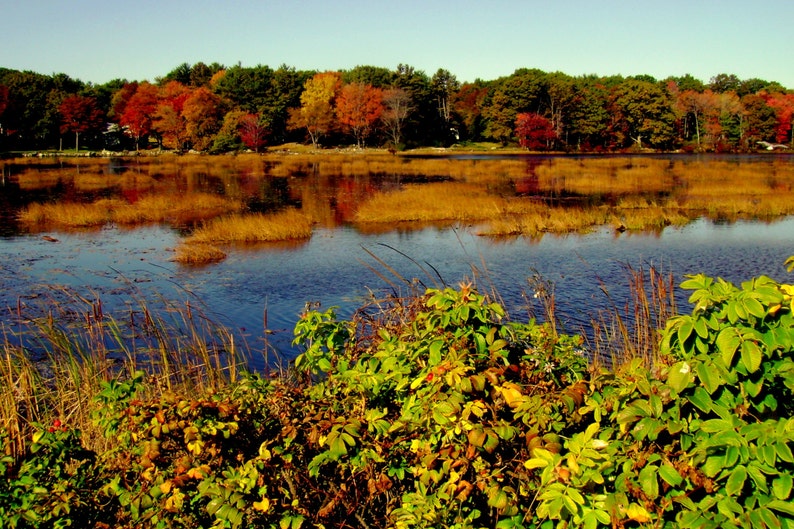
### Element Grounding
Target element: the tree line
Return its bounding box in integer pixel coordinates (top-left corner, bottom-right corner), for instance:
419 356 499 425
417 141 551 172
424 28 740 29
0 62 792 153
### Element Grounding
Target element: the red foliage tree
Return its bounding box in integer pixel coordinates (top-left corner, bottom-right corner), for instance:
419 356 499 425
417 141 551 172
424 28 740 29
58 94 104 151
119 82 159 150
238 113 268 152
515 112 556 150
335 83 384 147
761 91 794 146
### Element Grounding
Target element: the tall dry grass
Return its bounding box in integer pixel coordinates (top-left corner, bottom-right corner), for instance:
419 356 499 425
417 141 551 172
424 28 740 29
1 289 251 457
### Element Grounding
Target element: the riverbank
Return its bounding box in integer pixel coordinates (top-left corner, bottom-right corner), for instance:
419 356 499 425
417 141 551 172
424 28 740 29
2 261 793 528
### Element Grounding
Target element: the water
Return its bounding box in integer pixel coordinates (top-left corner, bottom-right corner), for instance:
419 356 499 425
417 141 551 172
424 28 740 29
3 216 793 368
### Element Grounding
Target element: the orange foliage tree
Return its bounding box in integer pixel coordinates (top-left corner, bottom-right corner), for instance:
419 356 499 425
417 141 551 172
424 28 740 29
153 81 191 150
182 87 224 151
335 82 384 147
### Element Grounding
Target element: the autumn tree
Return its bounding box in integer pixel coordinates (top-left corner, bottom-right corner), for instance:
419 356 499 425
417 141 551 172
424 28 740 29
119 82 159 150
182 87 224 150
239 113 268 152
58 94 104 151
515 112 556 150
381 87 411 147
288 72 341 148
453 82 488 141
152 81 191 150
760 91 794 146
335 82 384 147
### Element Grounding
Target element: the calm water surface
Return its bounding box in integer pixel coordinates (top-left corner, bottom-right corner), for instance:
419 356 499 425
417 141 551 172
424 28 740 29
2 216 793 367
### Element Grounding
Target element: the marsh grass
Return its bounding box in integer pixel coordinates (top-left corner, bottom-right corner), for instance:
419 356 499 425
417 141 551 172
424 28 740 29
587 264 678 368
1 288 251 457
186 209 313 243
353 182 506 224
19 193 243 230
174 209 314 263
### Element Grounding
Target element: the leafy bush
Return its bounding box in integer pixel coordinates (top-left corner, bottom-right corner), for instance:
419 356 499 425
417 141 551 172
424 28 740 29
1 262 792 528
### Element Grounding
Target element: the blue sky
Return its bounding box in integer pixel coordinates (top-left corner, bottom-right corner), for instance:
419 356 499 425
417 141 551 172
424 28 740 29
2 0 793 88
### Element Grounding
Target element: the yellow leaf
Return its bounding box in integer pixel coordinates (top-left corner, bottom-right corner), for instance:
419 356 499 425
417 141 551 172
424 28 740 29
499 383 524 408
625 503 652 523
253 497 271 512
159 480 172 494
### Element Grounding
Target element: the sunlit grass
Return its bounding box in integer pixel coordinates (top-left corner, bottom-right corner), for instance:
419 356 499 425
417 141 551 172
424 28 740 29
186 209 314 244
18 199 121 227
112 192 243 225
173 242 228 264
1 289 251 457
354 182 506 224
19 193 243 229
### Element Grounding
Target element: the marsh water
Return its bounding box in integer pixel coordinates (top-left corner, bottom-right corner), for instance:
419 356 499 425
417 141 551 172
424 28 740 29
2 153 794 367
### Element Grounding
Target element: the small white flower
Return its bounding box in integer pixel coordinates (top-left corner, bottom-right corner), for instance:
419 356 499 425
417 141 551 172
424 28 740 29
679 362 690 374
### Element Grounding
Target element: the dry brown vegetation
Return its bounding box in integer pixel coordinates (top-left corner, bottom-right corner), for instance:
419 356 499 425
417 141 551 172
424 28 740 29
8 152 794 245
173 209 314 263
19 193 243 229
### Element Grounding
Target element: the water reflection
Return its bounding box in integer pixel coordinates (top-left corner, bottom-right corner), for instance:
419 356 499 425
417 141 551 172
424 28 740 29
2 153 794 369
2 217 793 369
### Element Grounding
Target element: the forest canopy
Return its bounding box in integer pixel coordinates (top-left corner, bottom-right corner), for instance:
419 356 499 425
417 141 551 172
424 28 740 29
0 62 791 153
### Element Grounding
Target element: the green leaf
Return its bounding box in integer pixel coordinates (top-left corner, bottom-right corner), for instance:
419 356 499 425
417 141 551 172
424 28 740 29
688 386 713 413
696 361 722 394
740 340 763 374
775 441 794 463
428 340 443 365
659 463 683 487
743 297 766 319
768 499 794 516
639 465 659 499
667 361 693 393
716 327 741 367
772 474 792 500
700 418 733 433
676 319 695 349
725 465 747 496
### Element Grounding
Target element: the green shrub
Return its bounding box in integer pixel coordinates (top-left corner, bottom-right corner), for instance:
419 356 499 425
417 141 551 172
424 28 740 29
2 261 792 528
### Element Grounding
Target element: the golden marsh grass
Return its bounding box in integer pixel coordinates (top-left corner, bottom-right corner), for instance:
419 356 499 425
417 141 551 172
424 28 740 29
186 209 313 243
7 153 794 239
19 193 243 229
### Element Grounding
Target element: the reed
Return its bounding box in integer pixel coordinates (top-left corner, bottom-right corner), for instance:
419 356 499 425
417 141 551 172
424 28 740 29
587 264 678 368
1 288 251 457
19 193 243 230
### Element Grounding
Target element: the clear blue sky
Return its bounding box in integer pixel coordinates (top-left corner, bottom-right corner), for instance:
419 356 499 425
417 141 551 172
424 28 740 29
2 0 792 88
